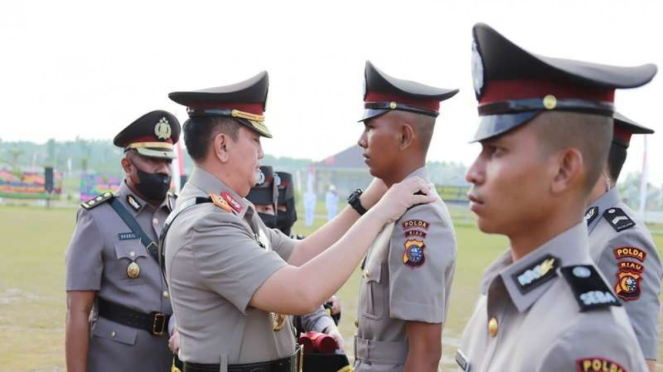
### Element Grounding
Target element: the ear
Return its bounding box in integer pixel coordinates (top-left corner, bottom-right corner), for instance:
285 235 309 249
399 122 415 150
120 156 132 175
550 148 583 194
212 132 232 163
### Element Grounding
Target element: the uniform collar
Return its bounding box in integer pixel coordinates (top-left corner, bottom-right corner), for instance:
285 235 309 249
117 181 171 215
188 166 251 219
403 166 430 182
482 222 591 313
585 187 621 233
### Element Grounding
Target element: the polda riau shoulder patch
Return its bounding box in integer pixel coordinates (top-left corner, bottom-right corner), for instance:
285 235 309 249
576 357 627 372
603 208 635 232
559 265 621 312
512 254 560 294
403 239 426 268
81 192 114 210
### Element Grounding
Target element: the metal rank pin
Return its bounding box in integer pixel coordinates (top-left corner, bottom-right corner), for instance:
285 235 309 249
126 261 141 279
488 317 498 337
271 312 286 331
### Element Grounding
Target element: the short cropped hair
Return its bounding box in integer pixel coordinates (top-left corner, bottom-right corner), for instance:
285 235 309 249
532 112 613 195
183 117 240 161
607 142 628 181
394 111 436 154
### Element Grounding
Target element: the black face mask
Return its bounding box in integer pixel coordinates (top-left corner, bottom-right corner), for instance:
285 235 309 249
258 212 278 229
133 165 171 201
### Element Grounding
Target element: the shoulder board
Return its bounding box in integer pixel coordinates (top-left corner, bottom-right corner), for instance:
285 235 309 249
603 207 635 232
81 192 115 210
559 265 621 312
209 193 235 214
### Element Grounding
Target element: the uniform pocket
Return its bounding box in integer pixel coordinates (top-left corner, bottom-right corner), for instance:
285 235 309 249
91 316 137 346
114 240 148 261
362 263 385 320
114 241 149 284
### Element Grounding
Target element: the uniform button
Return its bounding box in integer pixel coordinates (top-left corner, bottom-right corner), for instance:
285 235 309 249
488 318 498 337
129 251 136 258
111 331 116 338
363 269 369 278
163 291 169 298
153 218 159 226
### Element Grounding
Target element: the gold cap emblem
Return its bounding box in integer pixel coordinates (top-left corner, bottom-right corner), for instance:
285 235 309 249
543 95 557 110
389 102 398 109
154 117 172 140
127 261 141 279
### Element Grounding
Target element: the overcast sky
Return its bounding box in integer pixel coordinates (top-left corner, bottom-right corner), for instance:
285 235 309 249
1 0 661 183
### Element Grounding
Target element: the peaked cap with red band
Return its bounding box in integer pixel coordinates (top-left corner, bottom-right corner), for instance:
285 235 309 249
168 71 272 138
359 61 458 122
471 23 657 142
613 112 654 148
113 110 181 159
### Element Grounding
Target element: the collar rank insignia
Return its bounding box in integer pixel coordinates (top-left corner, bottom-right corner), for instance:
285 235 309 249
210 193 233 213
221 191 243 214
126 195 141 212
576 358 626 372
512 254 560 294
403 239 426 268
584 206 599 226
603 207 635 232
560 265 621 312
81 192 114 210
154 117 172 140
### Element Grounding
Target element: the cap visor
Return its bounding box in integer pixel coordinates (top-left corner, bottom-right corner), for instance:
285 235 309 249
358 109 389 122
471 112 540 143
135 148 177 159
236 118 272 138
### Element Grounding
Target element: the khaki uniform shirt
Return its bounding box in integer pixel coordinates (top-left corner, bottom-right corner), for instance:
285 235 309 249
355 167 457 372
65 181 174 372
457 223 648 372
164 167 296 366
586 187 662 360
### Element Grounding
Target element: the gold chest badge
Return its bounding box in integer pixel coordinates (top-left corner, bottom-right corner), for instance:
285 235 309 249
271 312 287 331
127 261 141 279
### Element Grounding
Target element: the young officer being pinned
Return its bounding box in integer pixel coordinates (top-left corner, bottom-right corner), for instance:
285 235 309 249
585 113 661 372
162 71 436 372
353 60 459 372
65 110 181 372
456 23 657 372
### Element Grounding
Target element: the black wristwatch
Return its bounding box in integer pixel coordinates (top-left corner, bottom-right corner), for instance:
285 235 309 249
348 188 368 216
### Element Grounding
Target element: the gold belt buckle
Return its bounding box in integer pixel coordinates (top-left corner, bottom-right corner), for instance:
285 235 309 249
151 312 166 336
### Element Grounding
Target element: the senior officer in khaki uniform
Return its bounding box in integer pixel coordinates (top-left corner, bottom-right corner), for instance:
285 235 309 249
65 110 180 372
456 24 656 372
163 72 436 372
585 114 661 372
354 61 458 372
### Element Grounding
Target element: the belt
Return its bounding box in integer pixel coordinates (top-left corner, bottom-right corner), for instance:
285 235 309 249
183 346 303 372
354 336 408 365
97 297 170 337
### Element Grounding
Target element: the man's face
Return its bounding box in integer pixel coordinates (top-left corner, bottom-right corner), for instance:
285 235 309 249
228 126 264 196
465 122 554 237
357 113 401 180
127 152 172 181
255 204 275 215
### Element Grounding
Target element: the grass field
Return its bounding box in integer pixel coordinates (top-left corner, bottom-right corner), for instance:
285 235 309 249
1 204 662 371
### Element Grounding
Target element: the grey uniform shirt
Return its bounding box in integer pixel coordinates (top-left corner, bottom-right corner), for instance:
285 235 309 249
355 167 457 372
164 167 297 366
65 181 174 372
457 223 648 372
586 187 662 360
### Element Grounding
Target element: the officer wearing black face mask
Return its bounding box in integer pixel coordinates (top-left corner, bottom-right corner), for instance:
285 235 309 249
65 110 181 372
247 165 280 229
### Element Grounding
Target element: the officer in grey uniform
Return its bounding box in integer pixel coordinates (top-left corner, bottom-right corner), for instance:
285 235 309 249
456 24 656 372
354 61 458 372
585 114 661 371
65 110 181 372
163 72 435 372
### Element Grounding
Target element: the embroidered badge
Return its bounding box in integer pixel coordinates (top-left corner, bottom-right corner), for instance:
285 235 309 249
603 208 635 232
613 247 647 262
221 191 243 213
560 265 620 312
584 206 599 226
118 232 137 240
126 195 141 212
512 255 559 294
210 193 233 213
154 117 172 140
402 220 429 230
576 357 626 372
615 263 643 301
403 239 426 268
404 230 427 239
81 192 114 210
